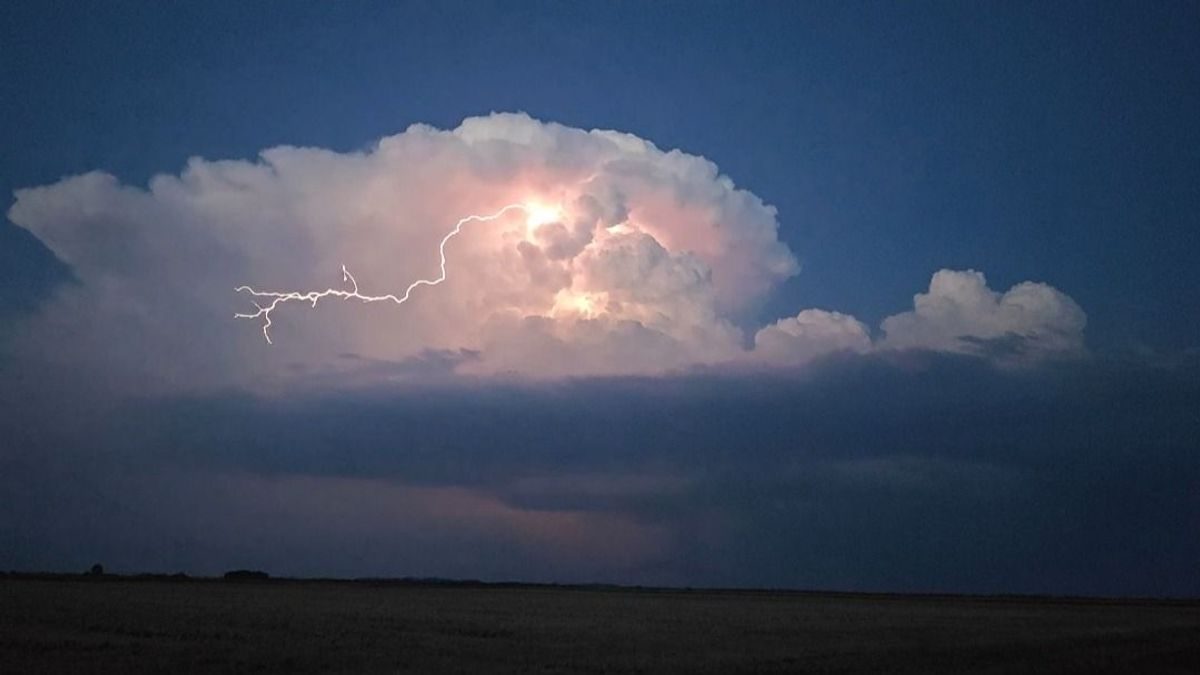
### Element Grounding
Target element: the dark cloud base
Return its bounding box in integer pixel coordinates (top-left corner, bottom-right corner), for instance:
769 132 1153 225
2 351 1197 597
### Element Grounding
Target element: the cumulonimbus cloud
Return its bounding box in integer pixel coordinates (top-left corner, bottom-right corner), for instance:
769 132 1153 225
6 113 1085 390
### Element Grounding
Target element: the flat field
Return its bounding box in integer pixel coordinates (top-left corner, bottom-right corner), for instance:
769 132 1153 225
2 578 1197 673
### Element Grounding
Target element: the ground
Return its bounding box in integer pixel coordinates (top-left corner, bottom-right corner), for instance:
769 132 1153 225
2 578 1197 673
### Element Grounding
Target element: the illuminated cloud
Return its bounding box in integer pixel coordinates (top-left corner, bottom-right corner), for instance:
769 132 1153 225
5 114 1086 389
8 114 797 386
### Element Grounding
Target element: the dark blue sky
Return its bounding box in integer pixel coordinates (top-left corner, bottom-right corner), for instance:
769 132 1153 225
2 2 1198 595
4 0 1197 348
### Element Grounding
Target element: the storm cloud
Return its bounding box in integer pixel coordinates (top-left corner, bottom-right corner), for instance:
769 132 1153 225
1 351 1195 594
7 113 1180 597
6 114 1085 389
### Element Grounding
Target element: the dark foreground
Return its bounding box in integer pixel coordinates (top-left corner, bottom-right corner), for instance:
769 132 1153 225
2 578 1197 673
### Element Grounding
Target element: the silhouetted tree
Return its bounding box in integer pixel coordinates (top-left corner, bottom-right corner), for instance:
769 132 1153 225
223 569 270 581
87 563 104 576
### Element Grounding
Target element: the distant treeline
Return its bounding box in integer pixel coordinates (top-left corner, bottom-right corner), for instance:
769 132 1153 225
223 569 270 581
1 570 1196 605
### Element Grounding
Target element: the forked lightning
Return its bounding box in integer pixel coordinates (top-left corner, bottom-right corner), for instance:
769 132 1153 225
235 202 542 344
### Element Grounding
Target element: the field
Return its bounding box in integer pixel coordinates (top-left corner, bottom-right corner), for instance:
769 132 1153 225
2 578 1197 673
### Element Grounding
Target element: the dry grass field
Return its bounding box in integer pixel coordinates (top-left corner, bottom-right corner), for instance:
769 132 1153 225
2 578 1197 673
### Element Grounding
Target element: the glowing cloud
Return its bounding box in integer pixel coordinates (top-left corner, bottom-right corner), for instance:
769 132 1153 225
5 113 1086 392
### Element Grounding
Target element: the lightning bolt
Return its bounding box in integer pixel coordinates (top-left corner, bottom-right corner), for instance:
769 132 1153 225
234 203 531 344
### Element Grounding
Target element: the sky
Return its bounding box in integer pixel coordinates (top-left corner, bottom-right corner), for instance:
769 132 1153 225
1 1 1197 596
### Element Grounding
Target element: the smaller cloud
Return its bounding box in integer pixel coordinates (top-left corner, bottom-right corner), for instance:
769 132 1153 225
878 269 1086 362
752 309 871 366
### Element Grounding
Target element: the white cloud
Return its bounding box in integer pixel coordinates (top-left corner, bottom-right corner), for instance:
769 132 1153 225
879 269 1086 361
752 309 871 366
5 114 1087 391
7 113 797 386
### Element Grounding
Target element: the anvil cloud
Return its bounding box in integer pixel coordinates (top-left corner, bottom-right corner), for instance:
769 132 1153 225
7 113 1085 390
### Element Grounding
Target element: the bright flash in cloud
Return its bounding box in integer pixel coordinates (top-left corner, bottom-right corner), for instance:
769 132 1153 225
523 202 563 230
550 289 608 319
